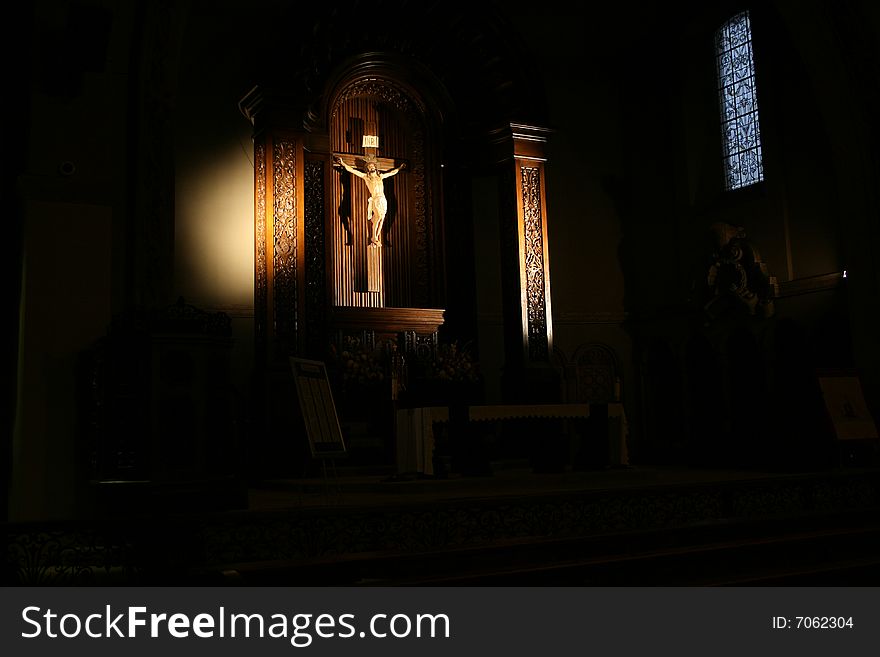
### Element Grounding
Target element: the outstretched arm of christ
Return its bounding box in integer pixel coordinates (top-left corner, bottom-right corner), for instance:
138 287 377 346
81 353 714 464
334 156 365 178
380 162 407 179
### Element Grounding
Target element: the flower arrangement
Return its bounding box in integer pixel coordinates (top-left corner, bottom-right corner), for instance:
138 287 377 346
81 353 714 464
329 336 387 388
423 341 479 383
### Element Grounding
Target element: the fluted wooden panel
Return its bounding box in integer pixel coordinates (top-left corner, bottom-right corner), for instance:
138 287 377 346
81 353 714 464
330 96 414 308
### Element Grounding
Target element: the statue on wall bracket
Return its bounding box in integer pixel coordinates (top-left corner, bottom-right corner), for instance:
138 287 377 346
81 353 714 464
333 155 407 247
700 221 777 324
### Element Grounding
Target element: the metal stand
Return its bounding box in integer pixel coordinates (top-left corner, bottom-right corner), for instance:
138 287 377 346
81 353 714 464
319 457 343 503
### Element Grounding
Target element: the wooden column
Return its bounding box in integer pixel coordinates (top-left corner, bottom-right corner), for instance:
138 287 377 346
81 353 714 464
494 123 557 400
242 85 339 475
243 86 335 367
253 129 306 362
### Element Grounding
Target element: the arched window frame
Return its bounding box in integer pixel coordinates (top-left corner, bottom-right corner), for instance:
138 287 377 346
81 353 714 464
716 10 764 190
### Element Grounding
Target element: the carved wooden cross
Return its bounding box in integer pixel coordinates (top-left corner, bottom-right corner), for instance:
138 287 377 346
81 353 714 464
362 122 382 293
333 122 389 296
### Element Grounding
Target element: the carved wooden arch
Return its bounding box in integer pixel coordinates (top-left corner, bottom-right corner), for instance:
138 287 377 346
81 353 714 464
294 0 546 134
316 59 448 310
305 53 453 136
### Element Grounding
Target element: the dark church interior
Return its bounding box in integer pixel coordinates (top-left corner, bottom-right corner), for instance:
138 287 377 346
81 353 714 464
4 0 880 585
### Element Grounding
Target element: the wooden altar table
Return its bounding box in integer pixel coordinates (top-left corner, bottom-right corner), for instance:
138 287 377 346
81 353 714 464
396 403 629 475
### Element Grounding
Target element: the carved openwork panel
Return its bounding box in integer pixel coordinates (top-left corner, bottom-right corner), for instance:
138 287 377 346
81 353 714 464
403 330 438 361
331 78 424 118
521 166 549 361
331 329 376 353
255 141 268 348
411 127 430 307
304 159 326 357
273 139 298 349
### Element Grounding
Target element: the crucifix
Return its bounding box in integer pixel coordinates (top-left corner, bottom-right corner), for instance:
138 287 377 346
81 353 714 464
333 143 406 246
333 123 406 294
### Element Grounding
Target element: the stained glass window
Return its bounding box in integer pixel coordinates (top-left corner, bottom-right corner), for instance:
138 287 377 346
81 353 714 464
716 11 764 190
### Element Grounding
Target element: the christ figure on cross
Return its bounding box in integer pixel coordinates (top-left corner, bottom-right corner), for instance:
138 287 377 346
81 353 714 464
334 155 406 247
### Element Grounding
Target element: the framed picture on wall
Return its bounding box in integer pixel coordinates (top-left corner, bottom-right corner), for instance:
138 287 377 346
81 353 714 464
817 370 879 441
